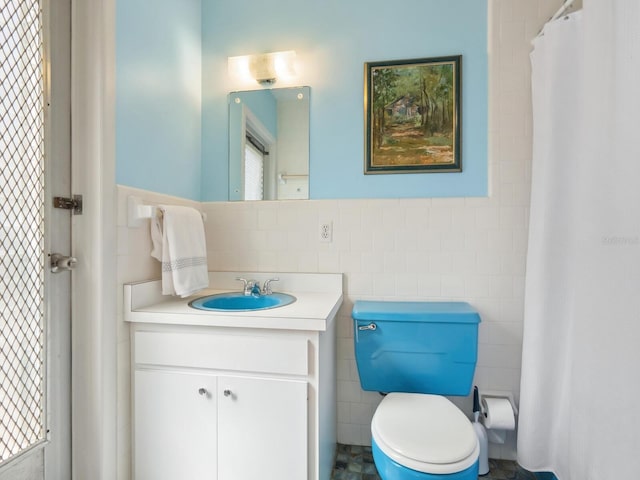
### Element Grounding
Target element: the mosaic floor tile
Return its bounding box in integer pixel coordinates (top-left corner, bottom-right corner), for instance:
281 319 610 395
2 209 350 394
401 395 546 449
331 444 538 480
331 444 381 480
485 458 537 480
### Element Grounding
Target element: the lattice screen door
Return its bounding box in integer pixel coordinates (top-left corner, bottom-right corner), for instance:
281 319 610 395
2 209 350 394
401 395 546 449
1 0 70 476
0 0 47 470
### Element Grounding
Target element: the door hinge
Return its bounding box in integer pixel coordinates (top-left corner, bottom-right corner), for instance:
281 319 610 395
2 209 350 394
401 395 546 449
53 194 83 215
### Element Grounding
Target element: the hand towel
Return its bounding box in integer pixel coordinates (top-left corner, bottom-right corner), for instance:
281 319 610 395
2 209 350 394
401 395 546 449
150 205 208 297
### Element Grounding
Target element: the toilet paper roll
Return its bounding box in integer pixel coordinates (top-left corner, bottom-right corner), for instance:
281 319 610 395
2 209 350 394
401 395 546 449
481 397 515 430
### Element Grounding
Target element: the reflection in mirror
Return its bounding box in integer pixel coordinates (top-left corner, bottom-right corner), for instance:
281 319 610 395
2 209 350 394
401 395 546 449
229 86 310 201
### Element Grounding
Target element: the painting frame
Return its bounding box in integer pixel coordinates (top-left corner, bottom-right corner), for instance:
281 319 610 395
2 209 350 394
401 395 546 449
364 55 462 174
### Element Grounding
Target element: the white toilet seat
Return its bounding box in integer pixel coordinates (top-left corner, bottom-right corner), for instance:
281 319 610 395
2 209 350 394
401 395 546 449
371 393 480 475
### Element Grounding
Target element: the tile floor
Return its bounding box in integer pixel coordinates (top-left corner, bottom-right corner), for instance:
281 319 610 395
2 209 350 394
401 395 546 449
331 444 537 480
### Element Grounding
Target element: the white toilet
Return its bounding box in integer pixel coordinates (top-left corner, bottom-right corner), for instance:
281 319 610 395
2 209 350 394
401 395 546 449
353 301 481 480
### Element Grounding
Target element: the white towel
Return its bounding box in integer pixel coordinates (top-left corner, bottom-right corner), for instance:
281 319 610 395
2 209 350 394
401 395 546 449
150 205 208 297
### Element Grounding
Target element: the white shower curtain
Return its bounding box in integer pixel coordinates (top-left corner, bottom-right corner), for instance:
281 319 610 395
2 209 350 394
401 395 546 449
519 2 640 479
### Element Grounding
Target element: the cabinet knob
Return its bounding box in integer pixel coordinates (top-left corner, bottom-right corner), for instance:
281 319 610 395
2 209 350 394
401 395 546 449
223 389 232 397
198 388 208 396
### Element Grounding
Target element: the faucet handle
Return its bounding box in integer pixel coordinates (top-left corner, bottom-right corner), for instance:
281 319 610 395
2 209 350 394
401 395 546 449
237 277 261 296
262 278 280 295
236 277 248 291
236 277 255 295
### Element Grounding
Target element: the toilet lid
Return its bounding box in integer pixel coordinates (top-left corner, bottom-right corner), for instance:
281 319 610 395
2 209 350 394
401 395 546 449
371 393 479 474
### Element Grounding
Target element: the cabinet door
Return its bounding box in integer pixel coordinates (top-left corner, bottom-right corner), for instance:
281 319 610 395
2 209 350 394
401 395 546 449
218 376 307 480
134 370 217 480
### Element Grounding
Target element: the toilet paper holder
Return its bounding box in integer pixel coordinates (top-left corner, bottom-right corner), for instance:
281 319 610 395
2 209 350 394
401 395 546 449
479 390 518 444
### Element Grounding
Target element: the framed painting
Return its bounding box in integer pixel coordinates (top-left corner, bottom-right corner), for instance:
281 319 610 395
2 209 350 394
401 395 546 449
364 55 461 174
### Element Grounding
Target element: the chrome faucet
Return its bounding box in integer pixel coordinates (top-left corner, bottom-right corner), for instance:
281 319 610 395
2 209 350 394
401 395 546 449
236 277 280 296
236 277 260 296
262 278 279 295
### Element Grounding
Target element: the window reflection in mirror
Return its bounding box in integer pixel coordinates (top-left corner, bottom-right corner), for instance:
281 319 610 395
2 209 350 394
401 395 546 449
228 86 310 201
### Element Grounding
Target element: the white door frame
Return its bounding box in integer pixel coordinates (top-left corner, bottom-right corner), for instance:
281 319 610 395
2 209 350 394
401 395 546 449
242 106 278 201
70 0 117 479
45 0 72 477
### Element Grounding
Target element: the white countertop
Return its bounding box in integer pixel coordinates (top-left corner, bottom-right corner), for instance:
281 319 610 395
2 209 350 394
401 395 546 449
124 272 344 331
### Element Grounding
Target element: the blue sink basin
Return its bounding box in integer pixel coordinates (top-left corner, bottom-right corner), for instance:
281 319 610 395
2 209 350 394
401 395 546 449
189 292 296 312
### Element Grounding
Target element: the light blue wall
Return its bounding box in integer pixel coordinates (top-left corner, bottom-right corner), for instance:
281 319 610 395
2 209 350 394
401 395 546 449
116 0 202 201
201 0 488 201
116 0 487 201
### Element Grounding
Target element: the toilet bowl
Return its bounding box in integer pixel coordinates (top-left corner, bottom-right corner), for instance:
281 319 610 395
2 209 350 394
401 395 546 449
370 393 479 480
352 300 482 480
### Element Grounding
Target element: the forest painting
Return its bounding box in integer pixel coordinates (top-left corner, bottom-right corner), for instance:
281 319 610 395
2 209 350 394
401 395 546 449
365 56 461 174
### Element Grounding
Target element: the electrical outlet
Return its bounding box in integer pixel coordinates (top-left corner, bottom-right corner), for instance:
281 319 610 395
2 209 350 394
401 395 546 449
319 221 333 243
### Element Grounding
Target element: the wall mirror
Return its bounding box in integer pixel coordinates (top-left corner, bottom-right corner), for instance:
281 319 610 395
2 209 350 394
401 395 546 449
228 86 310 201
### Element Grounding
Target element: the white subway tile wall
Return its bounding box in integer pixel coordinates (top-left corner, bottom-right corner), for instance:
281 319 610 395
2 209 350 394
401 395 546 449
115 187 201 480
115 1 569 477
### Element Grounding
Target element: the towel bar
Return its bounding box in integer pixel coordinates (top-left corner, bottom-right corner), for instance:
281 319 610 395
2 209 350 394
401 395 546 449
127 195 206 227
278 173 309 184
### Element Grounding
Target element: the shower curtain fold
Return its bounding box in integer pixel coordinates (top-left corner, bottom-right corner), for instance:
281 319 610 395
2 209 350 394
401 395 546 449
519 1 640 479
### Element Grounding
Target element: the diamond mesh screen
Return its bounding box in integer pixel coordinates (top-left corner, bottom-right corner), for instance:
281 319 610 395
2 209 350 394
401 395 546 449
0 0 46 465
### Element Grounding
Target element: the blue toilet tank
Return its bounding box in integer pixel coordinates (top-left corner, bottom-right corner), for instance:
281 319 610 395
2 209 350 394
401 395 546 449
353 301 481 396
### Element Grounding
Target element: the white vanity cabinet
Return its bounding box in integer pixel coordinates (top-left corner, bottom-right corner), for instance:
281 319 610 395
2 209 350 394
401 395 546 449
134 365 307 480
126 272 342 480
134 369 218 479
131 325 327 480
217 375 307 479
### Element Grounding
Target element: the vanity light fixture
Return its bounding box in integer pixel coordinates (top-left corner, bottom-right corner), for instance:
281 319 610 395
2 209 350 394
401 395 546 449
228 50 297 86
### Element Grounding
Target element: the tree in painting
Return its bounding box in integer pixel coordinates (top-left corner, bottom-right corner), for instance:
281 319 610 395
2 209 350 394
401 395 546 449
369 58 458 170
372 68 398 149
